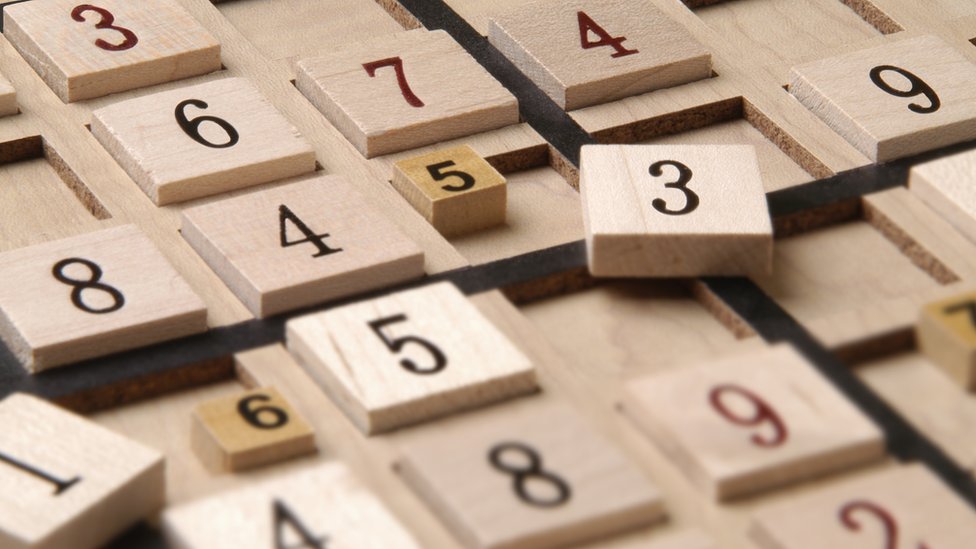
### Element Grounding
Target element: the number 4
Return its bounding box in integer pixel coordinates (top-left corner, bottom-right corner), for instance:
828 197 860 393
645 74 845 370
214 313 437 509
577 11 638 58
279 205 343 258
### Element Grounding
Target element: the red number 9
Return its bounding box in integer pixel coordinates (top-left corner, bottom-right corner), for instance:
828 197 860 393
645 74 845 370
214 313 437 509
708 384 788 447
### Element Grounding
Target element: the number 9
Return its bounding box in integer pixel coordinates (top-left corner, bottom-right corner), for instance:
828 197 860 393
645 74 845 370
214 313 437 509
708 384 788 447
869 65 941 114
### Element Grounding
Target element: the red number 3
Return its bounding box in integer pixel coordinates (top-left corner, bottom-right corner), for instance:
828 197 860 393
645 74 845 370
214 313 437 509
71 5 139 52
839 500 932 549
708 384 788 447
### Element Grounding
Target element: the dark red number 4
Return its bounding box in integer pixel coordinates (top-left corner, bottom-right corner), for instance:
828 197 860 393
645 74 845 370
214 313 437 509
71 5 139 52
363 57 425 108
839 500 931 549
708 384 788 447
577 11 638 58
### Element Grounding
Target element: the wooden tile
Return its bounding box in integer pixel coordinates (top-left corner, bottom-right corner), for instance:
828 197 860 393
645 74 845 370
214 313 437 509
296 29 518 158
790 35 976 162
488 0 711 110
0 225 208 372
397 401 666 549
0 393 164 549
92 77 316 206
191 387 316 472
181 175 425 318
0 72 17 117
750 464 976 549
579 144 773 278
286 281 537 434
910 148 976 245
621 344 885 501
917 291 976 391
164 461 420 548
392 145 507 237
3 0 221 103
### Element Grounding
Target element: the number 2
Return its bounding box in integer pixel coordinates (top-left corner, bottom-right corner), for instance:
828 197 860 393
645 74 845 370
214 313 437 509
839 500 931 549
363 57 425 108
368 314 447 375
71 5 138 52
649 160 699 216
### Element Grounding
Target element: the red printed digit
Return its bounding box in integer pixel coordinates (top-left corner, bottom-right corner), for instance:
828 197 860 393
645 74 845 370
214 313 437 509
839 500 932 549
362 57 425 108
577 11 638 58
708 384 788 447
71 4 139 52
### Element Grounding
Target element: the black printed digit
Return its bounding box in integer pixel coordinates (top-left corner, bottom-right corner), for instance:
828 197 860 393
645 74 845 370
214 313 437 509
649 160 699 216
273 499 328 549
279 205 343 258
52 258 125 314
943 300 976 327
488 442 571 508
368 314 447 375
175 99 240 149
869 65 941 114
71 4 138 52
238 395 289 430
0 451 81 495
426 161 476 192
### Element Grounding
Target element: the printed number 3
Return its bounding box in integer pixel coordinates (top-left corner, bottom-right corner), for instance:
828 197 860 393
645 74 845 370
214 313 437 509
649 160 699 216
71 5 138 52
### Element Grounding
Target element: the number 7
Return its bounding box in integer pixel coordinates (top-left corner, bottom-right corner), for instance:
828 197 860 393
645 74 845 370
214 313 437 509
362 57 425 108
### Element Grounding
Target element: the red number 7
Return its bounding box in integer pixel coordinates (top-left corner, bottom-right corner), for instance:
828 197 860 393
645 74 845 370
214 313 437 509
362 57 425 108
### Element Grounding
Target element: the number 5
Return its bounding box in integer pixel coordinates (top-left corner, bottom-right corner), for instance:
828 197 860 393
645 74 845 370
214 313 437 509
427 160 476 192
368 314 447 374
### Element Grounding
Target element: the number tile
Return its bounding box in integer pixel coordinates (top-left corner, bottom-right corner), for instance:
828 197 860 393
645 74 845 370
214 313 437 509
621 343 885 501
580 144 773 278
916 291 976 391
296 29 518 158
391 145 507 237
0 224 207 372
910 147 976 245
92 77 316 206
750 464 976 549
163 461 420 549
396 401 665 549
180 174 425 318
285 281 537 434
191 387 317 472
790 34 976 162
3 0 221 103
0 393 164 549
488 0 711 110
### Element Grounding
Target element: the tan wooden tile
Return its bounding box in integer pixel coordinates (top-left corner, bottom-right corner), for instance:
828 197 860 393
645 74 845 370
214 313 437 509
3 0 220 102
285 281 537 434
0 225 207 372
580 144 773 278
191 387 317 473
392 145 507 237
181 175 425 318
0 393 164 549
916 291 976 391
163 461 420 549
296 29 518 158
790 35 976 162
750 464 976 549
0 72 17 117
910 148 976 245
92 77 316 205
488 0 711 110
621 344 885 501
397 401 666 549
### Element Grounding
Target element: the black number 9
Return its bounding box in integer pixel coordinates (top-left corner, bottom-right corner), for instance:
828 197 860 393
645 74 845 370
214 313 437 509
175 99 240 149
869 65 941 114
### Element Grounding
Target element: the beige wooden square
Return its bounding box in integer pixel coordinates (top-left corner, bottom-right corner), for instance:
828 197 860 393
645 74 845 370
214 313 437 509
488 0 711 110
397 401 665 549
580 144 773 278
286 281 537 434
181 175 425 318
0 225 207 372
0 393 164 549
790 35 976 162
4 0 221 102
750 464 976 549
917 291 976 391
621 344 885 501
163 461 420 549
392 145 507 237
296 29 518 158
191 387 316 472
0 72 17 117
911 148 976 244
92 77 316 205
